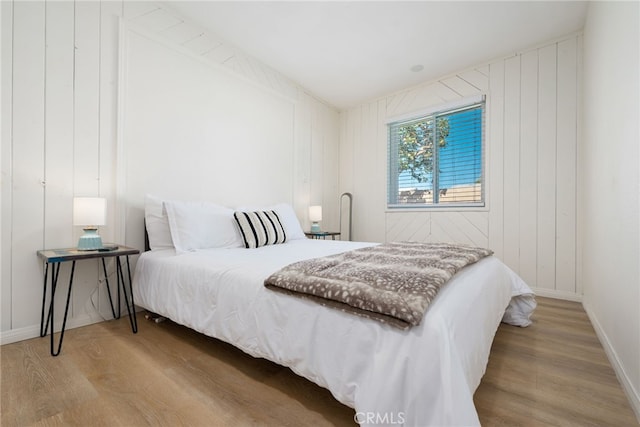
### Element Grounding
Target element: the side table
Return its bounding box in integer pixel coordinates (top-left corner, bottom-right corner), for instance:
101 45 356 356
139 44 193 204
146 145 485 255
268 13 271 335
304 231 341 240
37 244 140 356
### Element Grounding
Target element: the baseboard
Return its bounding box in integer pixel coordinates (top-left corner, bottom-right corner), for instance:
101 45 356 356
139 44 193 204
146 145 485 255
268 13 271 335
583 300 640 423
0 306 145 346
0 312 104 345
530 287 583 302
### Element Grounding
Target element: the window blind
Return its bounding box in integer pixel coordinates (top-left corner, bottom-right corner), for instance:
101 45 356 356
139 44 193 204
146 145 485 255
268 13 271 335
387 100 485 208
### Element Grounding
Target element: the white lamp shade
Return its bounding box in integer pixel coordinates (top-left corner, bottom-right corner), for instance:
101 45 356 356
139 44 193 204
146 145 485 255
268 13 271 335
309 205 322 222
73 197 106 226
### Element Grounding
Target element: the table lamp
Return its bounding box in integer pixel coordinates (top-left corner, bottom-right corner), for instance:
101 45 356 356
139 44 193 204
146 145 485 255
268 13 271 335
309 205 322 233
73 197 106 250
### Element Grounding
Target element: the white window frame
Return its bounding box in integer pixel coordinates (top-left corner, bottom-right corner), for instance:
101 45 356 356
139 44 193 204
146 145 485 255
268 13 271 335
387 95 486 209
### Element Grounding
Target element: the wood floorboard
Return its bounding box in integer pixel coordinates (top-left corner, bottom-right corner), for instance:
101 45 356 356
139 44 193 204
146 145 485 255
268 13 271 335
475 297 638 427
1 297 637 426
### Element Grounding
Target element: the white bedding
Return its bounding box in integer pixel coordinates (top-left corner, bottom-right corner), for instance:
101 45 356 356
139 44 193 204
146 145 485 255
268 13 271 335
133 239 535 426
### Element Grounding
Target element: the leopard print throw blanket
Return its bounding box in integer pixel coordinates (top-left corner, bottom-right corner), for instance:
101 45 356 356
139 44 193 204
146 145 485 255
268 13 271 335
264 242 493 329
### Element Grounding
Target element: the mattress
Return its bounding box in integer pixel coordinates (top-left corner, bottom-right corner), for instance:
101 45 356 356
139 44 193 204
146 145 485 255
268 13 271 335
132 239 535 426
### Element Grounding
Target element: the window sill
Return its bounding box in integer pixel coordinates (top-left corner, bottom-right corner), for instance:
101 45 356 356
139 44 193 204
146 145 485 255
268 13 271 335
386 204 488 213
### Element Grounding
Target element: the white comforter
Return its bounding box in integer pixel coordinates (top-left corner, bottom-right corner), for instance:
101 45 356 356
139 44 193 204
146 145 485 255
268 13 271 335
133 239 535 426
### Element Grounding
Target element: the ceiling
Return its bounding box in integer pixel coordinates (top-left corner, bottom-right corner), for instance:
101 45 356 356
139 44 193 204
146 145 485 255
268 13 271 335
167 1 589 109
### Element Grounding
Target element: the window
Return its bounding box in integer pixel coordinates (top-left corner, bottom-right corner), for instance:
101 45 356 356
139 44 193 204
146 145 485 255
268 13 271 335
387 97 485 208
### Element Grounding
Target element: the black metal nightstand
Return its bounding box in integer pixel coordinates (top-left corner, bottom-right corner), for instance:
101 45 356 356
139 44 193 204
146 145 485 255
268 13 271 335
37 244 140 356
304 231 341 240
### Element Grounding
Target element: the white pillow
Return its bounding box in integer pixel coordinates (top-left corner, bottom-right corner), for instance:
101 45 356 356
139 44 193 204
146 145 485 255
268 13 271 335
236 203 306 240
164 200 243 253
144 194 174 250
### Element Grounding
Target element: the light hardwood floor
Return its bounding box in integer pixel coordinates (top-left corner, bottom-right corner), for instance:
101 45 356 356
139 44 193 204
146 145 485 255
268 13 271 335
1 297 638 426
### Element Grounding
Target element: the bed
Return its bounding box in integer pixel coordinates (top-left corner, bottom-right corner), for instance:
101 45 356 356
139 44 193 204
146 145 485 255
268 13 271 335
133 197 535 426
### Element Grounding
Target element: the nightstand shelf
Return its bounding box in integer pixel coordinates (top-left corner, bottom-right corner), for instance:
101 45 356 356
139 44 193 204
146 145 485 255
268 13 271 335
37 244 140 356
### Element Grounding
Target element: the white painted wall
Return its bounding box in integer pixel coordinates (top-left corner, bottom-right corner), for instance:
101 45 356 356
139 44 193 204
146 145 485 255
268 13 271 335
118 24 296 250
581 1 640 418
0 1 339 343
339 35 581 300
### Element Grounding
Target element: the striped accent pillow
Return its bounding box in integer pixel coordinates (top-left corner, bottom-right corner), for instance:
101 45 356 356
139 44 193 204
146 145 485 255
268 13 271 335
233 210 287 249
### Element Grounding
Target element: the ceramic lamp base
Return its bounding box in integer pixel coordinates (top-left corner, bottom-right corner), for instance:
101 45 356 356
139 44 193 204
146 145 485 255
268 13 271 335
77 227 103 251
310 222 321 233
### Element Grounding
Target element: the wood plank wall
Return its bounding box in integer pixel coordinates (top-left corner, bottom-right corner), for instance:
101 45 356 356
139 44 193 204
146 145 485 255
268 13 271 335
1 1 340 342
339 34 581 299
